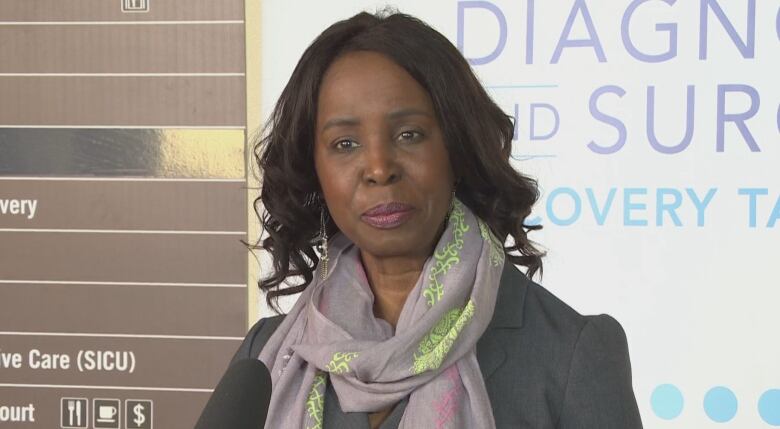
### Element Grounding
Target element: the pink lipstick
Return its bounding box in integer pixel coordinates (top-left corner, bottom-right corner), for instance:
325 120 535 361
361 202 415 229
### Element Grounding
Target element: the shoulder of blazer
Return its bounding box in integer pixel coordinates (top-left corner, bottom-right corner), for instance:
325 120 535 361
487 262 587 331
477 263 589 383
480 264 642 428
231 314 286 365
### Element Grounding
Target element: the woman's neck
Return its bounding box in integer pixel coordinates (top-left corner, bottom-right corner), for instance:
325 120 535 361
359 251 426 328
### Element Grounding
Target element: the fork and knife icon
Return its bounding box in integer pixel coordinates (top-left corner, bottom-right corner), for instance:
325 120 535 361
68 399 81 426
64 398 86 428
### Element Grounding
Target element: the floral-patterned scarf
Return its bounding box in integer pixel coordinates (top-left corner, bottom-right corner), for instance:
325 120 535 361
258 198 505 428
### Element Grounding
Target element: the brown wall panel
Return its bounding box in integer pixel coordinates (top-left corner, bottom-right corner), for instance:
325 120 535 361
0 0 251 426
0 232 247 284
0 283 245 336
0 335 237 388
0 25 244 73
0 0 243 21
0 180 245 230
0 76 245 126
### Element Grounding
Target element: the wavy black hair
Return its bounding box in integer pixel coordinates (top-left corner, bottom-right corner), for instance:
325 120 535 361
248 10 544 312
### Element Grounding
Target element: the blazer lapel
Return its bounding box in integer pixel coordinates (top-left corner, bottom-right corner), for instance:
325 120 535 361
324 378 369 429
477 263 528 381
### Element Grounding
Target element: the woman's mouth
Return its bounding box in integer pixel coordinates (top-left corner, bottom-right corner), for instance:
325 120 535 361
361 202 416 229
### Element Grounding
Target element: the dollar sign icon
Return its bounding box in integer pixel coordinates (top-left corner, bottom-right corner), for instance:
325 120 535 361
133 404 146 426
126 400 151 428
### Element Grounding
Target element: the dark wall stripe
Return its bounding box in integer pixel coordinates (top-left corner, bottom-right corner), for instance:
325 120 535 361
0 232 247 284
0 25 244 73
0 283 246 336
0 76 245 126
0 0 244 21
0 178 246 229
0 335 235 388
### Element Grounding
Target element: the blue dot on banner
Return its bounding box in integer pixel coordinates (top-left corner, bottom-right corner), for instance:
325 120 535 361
651 384 684 420
703 386 738 422
759 389 780 426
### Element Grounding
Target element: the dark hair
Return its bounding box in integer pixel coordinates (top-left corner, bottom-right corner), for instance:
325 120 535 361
248 10 544 312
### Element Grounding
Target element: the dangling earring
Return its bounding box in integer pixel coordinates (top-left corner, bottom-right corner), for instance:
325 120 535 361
317 205 329 280
443 188 456 226
304 192 318 207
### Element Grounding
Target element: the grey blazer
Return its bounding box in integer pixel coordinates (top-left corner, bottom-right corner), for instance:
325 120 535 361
231 264 643 428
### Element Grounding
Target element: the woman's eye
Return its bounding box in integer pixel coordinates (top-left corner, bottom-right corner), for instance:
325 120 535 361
334 139 359 151
398 130 422 141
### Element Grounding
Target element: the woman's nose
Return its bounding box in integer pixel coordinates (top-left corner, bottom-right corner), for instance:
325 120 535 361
362 139 401 186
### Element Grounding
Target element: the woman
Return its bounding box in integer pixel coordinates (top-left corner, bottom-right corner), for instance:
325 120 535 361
235 10 643 429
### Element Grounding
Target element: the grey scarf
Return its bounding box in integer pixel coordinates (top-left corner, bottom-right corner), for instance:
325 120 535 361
259 199 505 428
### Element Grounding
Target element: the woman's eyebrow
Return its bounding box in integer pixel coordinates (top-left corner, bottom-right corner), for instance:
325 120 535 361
320 108 432 132
387 107 431 120
320 116 359 133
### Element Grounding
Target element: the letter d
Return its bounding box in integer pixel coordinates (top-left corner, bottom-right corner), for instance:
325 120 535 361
458 1 507 65
530 103 560 140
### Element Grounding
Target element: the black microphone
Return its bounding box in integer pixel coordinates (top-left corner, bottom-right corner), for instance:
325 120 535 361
194 358 272 429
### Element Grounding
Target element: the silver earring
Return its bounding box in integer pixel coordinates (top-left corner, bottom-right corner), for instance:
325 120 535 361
317 206 329 280
443 189 456 226
304 192 318 207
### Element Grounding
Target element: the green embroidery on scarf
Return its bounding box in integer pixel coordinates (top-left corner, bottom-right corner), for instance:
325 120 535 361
305 372 327 429
424 199 469 307
411 299 476 374
478 219 505 267
325 351 359 375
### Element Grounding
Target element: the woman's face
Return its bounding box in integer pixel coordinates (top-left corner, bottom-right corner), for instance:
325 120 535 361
314 51 455 261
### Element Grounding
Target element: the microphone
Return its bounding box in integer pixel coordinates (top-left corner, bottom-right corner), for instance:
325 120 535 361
195 358 272 429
